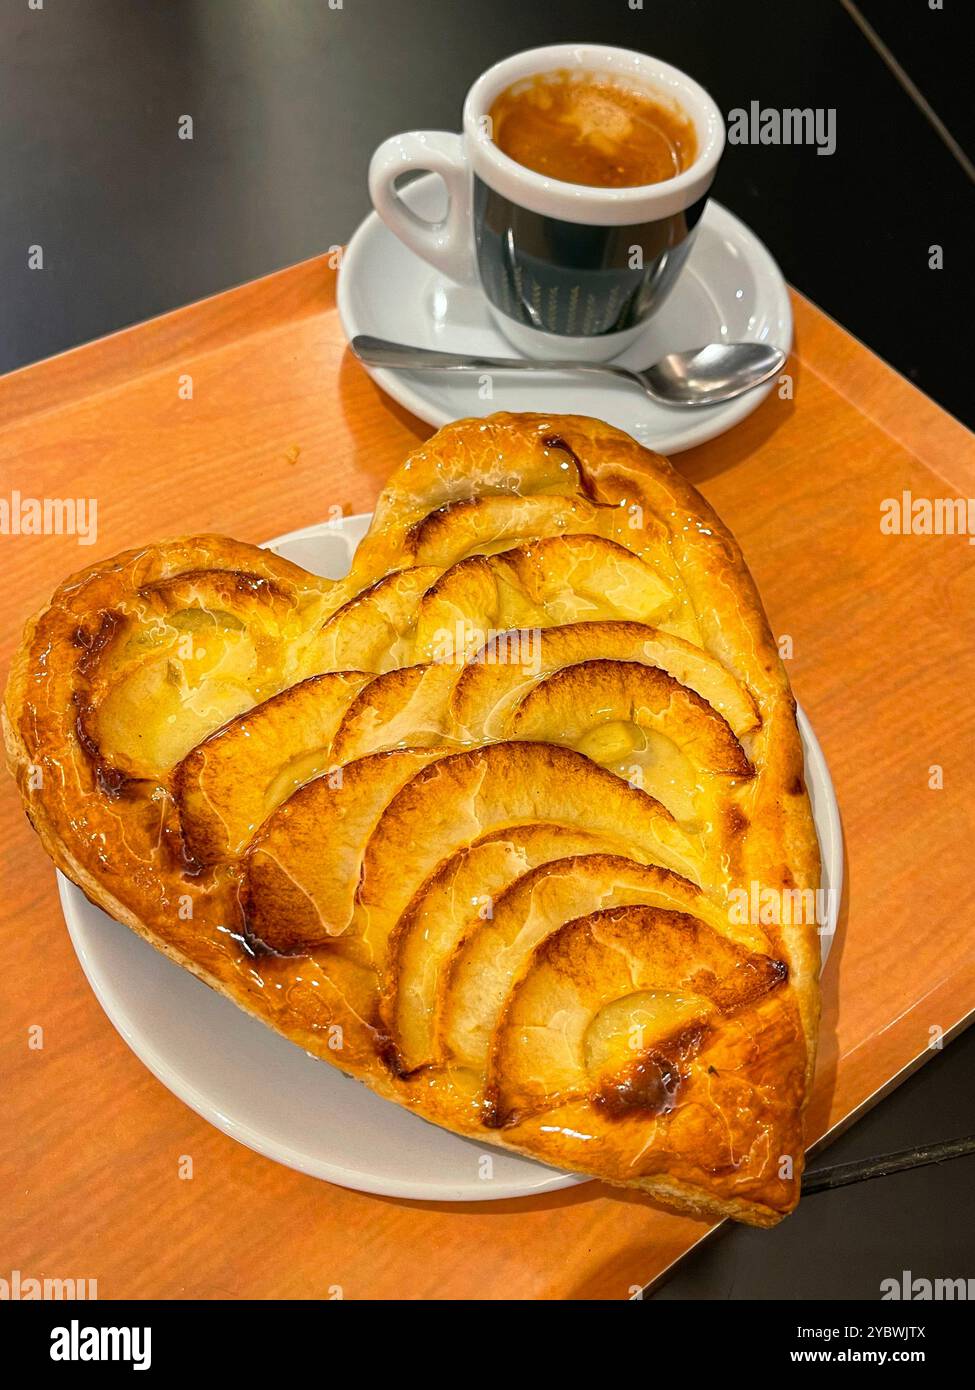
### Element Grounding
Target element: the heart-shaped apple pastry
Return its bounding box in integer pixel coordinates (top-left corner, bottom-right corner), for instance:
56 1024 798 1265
4 414 820 1227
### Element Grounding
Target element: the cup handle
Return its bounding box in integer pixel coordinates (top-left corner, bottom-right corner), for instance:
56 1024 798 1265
368 131 477 286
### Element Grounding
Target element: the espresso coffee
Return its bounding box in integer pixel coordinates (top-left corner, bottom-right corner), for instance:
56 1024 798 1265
371 44 722 353
489 70 697 188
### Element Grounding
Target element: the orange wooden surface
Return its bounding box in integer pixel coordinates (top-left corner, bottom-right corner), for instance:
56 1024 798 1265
1 257 973 1300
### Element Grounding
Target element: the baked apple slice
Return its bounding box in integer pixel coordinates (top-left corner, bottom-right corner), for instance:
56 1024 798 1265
383 825 655 1076
78 570 312 782
404 493 669 568
448 620 759 741
411 535 683 663
439 854 766 1078
487 903 787 1126
242 746 448 954
299 565 441 675
331 663 460 762
174 669 373 864
352 741 704 967
508 658 752 824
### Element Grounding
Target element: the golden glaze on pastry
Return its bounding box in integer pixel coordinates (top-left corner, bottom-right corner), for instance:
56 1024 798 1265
4 414 820 1226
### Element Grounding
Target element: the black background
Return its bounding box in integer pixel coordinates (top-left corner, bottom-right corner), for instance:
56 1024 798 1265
1 0 973 1301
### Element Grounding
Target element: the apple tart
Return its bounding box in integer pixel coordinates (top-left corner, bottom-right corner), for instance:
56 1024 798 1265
4 413 820 1226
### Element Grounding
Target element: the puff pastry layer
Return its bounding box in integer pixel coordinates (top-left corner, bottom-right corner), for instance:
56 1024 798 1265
4 413 820 1226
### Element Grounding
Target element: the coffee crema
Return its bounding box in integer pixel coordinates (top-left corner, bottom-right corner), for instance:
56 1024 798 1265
488 70 697 189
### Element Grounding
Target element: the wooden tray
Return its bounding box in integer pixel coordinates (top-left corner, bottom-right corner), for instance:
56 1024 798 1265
1 256 973 1300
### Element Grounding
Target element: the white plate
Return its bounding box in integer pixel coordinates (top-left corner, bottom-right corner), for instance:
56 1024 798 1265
337 177 792 455
59 516 841 1201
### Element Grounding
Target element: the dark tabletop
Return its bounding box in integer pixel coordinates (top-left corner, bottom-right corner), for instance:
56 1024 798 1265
1 0 973 1301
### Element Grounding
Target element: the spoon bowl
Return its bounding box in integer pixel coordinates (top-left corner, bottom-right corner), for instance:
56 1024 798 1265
642 343 785 406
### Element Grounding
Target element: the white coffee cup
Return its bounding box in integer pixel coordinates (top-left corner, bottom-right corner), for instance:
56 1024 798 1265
369 43 725 361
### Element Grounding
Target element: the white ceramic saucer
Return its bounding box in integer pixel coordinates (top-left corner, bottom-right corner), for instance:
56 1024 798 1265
58 517 840 1201
337 177 792 454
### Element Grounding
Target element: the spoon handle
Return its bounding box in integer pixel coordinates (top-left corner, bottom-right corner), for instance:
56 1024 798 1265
351 335 629 380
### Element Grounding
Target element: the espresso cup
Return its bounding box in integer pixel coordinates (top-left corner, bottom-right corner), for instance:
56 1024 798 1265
368 43 725 361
